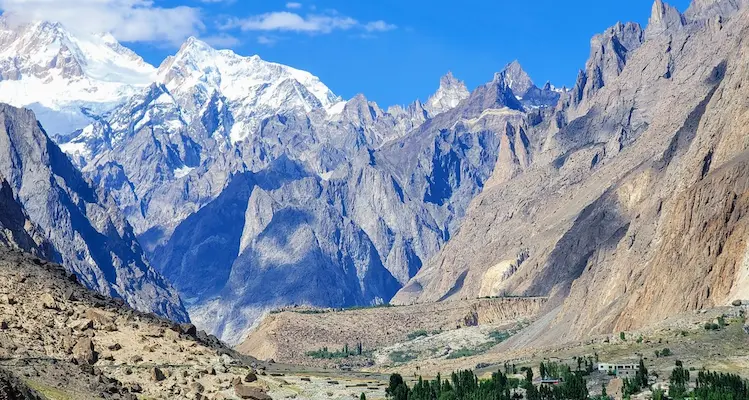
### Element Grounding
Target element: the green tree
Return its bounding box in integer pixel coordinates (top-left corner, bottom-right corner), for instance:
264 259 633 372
669 361 690 400
637 358 649 387
360 393 366 400
387 373 409 400
526 367 534 383
620 332 626 341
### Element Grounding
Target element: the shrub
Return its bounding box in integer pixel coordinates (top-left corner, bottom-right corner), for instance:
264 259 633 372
704 322 720 331
407 330 429 340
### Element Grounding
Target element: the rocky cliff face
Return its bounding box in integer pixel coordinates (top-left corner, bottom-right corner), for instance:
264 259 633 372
0 104 187 322
394 0 749 346
0 174 50 257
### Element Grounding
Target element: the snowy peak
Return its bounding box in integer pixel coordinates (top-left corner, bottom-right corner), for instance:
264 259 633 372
0 16 155 83
0 16 156 135
159 36 338 109
157 36 341 143
425 71 470 116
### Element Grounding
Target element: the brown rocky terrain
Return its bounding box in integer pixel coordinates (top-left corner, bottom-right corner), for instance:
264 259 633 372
238 297 546 366
0 246 279 399
391 0 749 349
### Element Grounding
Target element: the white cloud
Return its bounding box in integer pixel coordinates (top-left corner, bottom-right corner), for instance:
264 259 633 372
0 0 203 44
285 2 302 9
227 11 357 34
364 20 397 32
224 10 395 36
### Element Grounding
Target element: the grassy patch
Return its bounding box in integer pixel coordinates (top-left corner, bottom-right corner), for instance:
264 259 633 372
488 330 511 342
389 351 418 363
306 345 372 359
25 380 74 400
447 329 515 360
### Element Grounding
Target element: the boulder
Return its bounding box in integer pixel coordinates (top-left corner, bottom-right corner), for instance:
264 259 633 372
62 288 76 301
214 364 228 374
0 320 7 330
180 323 197 336
190 381 205 394
84 308 114 328
151 367 166 382
71 318 94 331
128 383 143 393
72 337 98 365
40 293 58 310
732 299 744 307
108 343 122 351
244 371 258 383
234 384 272 400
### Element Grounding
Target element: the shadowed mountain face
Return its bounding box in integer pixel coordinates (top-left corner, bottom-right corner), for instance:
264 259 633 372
393 0 749 347
151 79 531 343
0 104 187 322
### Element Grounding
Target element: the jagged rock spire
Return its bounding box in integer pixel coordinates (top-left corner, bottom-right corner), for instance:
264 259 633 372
647 0 686 38
425 71 470 116
501 60 535 98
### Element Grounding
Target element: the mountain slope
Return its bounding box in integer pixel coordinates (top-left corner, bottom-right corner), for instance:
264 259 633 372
0 103 187 322
393 0 749 347
0 246 272 399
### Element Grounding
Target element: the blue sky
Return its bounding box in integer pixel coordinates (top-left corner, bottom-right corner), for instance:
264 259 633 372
6 0 691 107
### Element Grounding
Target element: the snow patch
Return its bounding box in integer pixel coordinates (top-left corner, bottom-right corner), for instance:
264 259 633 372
173 166 194 179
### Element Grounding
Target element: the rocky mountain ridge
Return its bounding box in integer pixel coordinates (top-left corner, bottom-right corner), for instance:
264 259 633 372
393 0 749 349
0 103 188 322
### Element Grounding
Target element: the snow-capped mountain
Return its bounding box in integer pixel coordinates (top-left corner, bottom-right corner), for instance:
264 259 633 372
158 37 341 144
0 16 156 135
